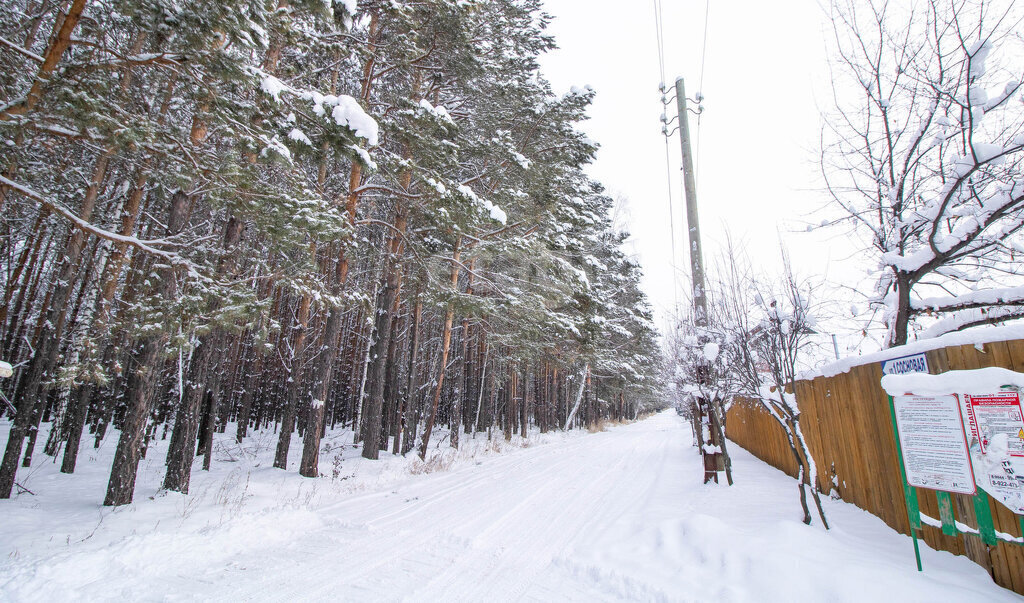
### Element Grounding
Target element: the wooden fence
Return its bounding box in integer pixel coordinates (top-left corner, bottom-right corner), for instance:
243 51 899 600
725 338 1024 595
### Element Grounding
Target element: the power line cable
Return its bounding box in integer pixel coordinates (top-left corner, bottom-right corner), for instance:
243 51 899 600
653 0 665 83
653 0 680 317
694 0 711 192
697 0 711 96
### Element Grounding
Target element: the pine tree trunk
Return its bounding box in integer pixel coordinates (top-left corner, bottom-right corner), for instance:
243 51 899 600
503 367 514 441
472 340 488 435
450 260 474 449
301 253 359 475
359 247 405 460
274 293 312 469
299 304 342 477
103 339 161 506
487 366 497 439
555 369 564 428
449 326 464 449
163 333 215 493
538 365 548 433
520 366 529 438
103 189 188 506
400 296 422 455
417 238 461 460
381 297 403 452
0 208 49 342
0 0 87 120
390 301 409 455
461 323 475 436
60 385 91 473
199 375 224 471
234 340 265 443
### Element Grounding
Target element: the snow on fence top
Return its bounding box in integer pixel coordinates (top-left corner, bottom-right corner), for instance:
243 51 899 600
881 367 1024 396
804 324 1024 380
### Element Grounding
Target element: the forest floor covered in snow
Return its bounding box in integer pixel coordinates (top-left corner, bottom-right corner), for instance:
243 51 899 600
1 411 1021 601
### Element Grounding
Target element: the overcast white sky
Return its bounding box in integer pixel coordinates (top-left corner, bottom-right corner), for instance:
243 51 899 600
538 1 854 339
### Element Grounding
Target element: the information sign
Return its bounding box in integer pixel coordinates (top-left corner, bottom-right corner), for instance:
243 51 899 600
881 353 929 376
958 391 1024 514
965 392 1024 457
882 369 1024 572
892 394 975 494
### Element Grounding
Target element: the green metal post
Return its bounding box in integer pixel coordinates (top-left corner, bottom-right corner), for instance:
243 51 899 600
887 395 924 571
935 491 958 536
972 489 998 546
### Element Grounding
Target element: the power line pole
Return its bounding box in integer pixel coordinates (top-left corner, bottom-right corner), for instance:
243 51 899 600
671 76 732 486
674 77 707 327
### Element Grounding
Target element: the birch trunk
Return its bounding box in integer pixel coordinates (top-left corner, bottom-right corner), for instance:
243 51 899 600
563 364 590 431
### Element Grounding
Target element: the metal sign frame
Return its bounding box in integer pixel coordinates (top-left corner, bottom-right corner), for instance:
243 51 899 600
887 394 1024 572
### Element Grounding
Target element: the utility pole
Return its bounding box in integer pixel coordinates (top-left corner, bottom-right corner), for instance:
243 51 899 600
674 77 707 327
669 76 732 485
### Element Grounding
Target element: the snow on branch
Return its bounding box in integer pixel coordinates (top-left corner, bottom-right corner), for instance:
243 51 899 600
0 176 201 277
919 306 1024 339
912 285 1024 313
0 36 44 63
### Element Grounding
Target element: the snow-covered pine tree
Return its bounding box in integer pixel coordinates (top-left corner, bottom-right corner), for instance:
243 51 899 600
0 0 663 506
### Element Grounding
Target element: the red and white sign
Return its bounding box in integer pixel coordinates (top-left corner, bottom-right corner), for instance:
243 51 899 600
965 392 1024 457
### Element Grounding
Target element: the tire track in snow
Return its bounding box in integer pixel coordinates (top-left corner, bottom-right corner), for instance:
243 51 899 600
217 432 623 601
408 438 650 601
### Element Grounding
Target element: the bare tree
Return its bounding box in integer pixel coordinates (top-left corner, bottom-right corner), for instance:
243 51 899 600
823 0 1024 347
713 242 829 528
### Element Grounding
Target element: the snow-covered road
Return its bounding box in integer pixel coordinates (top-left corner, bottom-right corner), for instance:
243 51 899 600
221 413 681 602
2 411 1020 601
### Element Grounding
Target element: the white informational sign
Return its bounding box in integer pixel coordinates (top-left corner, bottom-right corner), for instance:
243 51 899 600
881 353 930 376
892 394 976 494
